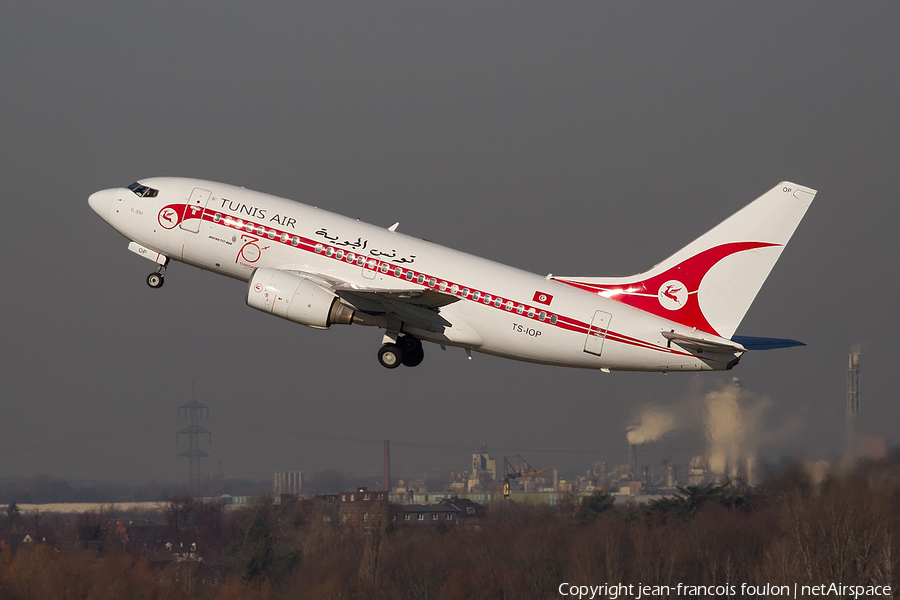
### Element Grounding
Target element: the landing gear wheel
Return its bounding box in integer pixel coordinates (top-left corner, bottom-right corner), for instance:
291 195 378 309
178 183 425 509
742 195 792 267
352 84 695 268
378 344 404 369
402 349 424 367
398 335 424 367
147 272 165 289
398 335 421 354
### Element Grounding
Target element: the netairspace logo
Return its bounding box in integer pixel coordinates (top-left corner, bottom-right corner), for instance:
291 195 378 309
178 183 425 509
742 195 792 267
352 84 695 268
557 583 892 599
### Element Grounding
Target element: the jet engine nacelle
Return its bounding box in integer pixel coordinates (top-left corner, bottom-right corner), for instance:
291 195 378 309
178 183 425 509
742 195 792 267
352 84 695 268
246 267 354 330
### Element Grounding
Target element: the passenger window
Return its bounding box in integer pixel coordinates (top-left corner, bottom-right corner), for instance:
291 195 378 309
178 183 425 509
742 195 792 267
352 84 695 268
428 277 436 287
505 301 513 310
450 284 459 294
346 253 355 262
315 244 323 253
245 223 254 232
527 308 535 318
483 294 491 304
357 256 365 266
472 291 481 301
280 233 288 243
267 229 275 239
416 274 425 284
291 237 300 246
405 271 413 281
326 247 334 257
380 263 389 273
550 314 558 324
213 213 221 223
394 267 402 277
539 311 547 321
256 225 265 235
494 298 502 308
517 305 524 314
439 281 447 291
336 250 344 259
462 288 470 298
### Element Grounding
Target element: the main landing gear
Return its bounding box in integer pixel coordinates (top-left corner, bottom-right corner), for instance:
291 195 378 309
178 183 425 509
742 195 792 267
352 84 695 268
378 335 425 369
146 264 166 289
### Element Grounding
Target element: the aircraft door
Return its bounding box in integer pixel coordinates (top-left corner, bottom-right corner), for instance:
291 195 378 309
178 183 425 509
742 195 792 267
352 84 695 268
180 188 212 233
583 310 612 356
361 257 377 280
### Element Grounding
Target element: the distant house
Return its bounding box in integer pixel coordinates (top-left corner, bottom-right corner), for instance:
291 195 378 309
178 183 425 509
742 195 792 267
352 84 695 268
329 487 399 528
158 559 219 592
401 498 486 529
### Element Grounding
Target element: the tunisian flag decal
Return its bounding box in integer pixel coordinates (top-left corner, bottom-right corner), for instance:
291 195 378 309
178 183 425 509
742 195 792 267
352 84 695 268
532 291 553 305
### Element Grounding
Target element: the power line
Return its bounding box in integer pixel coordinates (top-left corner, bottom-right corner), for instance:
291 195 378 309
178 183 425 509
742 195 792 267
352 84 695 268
177 399 210 496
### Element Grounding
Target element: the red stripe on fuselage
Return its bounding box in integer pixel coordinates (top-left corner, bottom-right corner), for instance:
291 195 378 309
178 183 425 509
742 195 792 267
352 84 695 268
555 242 779 336
178 206 701 360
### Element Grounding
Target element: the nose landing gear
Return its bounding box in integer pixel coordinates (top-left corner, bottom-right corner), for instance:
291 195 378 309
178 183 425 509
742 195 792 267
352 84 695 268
146 264 167 289
377 335 424 369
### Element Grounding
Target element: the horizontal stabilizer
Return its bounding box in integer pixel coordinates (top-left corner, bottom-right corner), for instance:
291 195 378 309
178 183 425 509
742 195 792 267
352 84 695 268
730 335 805 350
661 330 745 353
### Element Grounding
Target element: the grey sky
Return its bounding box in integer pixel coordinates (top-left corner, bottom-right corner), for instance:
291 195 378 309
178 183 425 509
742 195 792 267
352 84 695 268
1 2 897 486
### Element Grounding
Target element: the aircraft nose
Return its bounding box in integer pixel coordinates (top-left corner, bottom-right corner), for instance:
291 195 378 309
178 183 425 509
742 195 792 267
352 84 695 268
88 188 117 221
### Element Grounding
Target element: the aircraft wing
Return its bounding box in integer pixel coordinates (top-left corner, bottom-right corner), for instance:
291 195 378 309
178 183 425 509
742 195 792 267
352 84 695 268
272 267 457 308
334 287 459 309
335 287 458 332
270 266 466 334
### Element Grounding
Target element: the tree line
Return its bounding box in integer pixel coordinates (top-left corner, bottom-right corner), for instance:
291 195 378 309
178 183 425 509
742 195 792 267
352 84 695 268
1 458 898 599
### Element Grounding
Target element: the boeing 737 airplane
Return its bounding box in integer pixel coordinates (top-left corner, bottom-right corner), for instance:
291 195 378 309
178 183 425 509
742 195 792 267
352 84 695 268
89 179 815 371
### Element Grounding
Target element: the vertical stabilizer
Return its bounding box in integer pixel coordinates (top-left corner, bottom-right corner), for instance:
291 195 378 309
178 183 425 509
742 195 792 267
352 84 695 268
554 182 816 338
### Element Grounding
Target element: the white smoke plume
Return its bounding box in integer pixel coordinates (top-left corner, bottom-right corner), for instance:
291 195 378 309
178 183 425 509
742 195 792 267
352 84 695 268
804 460 831 487
625 377 803 486
627 406 677 445
703 377 777 483
705 380 748 476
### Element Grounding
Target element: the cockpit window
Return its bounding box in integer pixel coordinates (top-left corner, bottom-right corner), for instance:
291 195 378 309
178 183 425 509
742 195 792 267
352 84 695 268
127 182 159 198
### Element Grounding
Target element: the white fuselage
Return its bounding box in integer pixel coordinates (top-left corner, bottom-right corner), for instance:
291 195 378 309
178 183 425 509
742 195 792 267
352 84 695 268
89 177 743 372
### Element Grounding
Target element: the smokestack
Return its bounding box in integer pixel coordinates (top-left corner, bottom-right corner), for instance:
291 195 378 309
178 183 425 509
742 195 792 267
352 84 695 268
383 440 391 492
846 347 861 464
629 444 637 479
666 465 675 488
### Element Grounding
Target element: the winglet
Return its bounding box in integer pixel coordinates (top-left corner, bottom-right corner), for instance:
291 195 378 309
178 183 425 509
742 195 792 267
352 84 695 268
388 222 399 232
